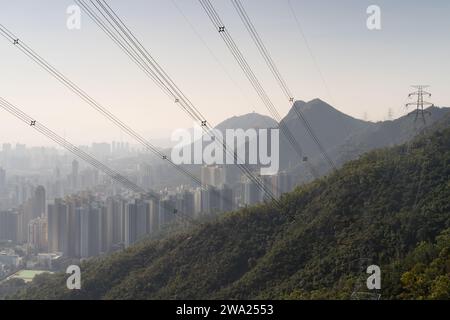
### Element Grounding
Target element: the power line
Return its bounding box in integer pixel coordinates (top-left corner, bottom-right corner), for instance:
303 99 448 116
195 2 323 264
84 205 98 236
0 24 266 214
286 0 336 107
170 0 257 111
0 96 196 225
231 0 337 172
0 3 278 205
0 23 203 187
172 0 321 190
87 0 279 203
406 85 433 124
0 102 141 193
232 0 292 99
198 0 320 179
75 0 279 203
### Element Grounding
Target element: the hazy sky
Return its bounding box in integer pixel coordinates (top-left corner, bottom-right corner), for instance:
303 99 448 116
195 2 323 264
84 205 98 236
0 0 449 147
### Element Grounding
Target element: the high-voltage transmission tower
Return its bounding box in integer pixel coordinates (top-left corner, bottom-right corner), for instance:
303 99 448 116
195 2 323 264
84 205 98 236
406 85 434 123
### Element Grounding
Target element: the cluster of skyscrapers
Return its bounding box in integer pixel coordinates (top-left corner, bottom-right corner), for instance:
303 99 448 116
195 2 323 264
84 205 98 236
0 143 294 261
0 165 293 259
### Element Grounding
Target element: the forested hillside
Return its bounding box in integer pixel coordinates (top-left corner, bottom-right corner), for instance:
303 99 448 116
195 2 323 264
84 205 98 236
11 116 450 300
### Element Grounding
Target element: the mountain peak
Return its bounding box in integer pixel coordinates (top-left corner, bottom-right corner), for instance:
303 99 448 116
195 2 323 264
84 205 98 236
287 98 342 120
308 98 327 104
215 112 277 131
302 98 333 110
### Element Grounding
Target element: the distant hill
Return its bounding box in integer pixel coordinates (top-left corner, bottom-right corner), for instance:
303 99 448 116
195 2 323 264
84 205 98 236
331 106 450 166
279 99 372 170
281 99 449 182
146 99 449 189
166 112 277 168
10 113 450 300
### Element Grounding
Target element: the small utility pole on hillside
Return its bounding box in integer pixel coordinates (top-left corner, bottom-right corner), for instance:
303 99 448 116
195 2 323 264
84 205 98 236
406 85 434 123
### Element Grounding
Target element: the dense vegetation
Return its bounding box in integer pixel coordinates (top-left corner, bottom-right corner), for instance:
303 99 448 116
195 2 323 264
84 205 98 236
10 117 450 300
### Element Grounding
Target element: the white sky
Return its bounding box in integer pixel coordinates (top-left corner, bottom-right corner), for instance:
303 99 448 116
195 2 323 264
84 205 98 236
0 0 449 147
